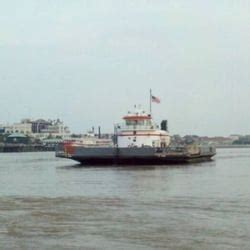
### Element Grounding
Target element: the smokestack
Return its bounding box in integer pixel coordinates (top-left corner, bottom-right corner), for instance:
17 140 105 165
161 120 168 131
98 126 101 139
92 126 95 133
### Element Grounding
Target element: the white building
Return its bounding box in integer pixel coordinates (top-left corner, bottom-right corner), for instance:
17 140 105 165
34 120 70 139
4 123 32 135
2 119 70 139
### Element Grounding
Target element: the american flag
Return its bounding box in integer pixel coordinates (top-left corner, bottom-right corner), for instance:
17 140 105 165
151 95 160 104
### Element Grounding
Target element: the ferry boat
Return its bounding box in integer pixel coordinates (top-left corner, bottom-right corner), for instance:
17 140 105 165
56 106 216 165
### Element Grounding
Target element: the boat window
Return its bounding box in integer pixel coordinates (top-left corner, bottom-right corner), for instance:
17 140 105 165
126 120 141 126
137 120 144 125
126 119 151 126
126 121 131 125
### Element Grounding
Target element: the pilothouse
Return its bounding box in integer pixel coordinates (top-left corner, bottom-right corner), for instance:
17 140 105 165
115 107 171 148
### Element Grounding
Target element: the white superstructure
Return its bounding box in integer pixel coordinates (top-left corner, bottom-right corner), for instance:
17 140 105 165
116 108 171 148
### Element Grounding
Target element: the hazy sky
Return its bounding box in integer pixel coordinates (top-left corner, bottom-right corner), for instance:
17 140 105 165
0 0 249 136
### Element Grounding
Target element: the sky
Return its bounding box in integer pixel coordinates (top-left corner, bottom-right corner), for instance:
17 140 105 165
0 0 249 136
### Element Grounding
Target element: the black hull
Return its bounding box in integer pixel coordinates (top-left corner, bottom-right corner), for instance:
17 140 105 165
56 145 216 166
70 155 215 166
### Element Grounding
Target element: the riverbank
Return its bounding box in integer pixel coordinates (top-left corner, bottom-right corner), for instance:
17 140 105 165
0 144 55 153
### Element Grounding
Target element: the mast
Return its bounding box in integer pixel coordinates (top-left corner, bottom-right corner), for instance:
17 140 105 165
149 89 152 116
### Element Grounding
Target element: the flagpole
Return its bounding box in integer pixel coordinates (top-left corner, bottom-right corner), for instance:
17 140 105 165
149 89 152 116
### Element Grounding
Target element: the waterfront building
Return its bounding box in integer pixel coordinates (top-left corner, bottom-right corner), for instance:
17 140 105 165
233 135 250 145
4 123 32 135
31 119 70 140
6 133 29 144
1 119 70 140
200 136 234 145
31 119 52 133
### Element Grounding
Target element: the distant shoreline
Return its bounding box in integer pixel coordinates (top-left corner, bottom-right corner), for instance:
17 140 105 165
0 144 55 153
216 145 250 149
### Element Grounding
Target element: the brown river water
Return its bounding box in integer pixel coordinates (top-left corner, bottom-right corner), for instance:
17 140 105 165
0 149 249 249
